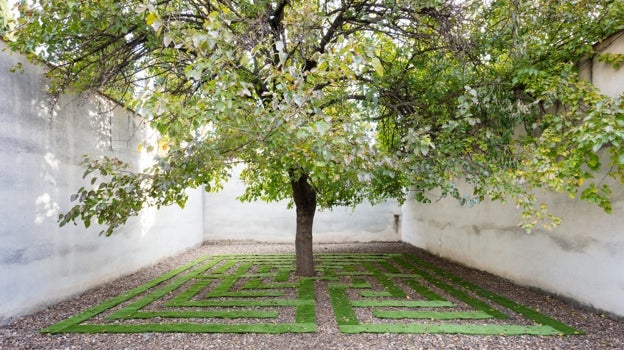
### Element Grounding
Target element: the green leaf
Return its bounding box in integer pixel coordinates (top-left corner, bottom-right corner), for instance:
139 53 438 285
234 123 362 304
145 12 158 26
314 121 329 135
371 57 384 77
587 153 601 171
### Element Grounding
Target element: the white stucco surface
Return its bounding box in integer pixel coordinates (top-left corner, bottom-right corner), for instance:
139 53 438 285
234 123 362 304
579 31 624 98
0 41 204 324
402 185 624 317
203 166 402 243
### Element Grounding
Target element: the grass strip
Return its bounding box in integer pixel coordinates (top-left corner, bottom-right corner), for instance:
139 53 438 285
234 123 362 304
274 268 292 282
377 260 402 274
373 310 493 320
403 278 445 301
217 291 285 298
328 281 371 289
296 278 316 323
173 299 312 307
215 254 294 261
256 265 273 273
336 271 374 276
400 254 584 335
243 280 298 289
316 267 339 281
57 322 316 334
211 260 238 274
206 263 254 297
359 291 393 297
342 265 358 272
317 253 402 261
329 285 359 326
239 273 280 278
40 255 215 333
386 274 421 278
242 278 262 289
339 324 562 335
361 262 406 298
161 279 213 308
351 300 454 307
126 310 279 319
118 258 222 313
393 256 508 319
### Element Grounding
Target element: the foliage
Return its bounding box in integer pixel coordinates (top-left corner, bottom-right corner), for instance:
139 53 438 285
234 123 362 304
376 0 624 230
10 0 423 235
7 0 624 235
0 0 10 34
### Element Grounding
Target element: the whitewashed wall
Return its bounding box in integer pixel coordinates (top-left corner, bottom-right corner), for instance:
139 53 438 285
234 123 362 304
403 31 624 318
402 184 624 317
203 166 402 243
579 30 624 98
0 41 204 324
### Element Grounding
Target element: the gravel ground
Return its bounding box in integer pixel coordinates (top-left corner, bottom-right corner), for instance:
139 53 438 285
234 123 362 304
1 241 623 350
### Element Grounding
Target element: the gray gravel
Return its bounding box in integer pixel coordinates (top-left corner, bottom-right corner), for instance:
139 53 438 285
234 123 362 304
1 241 623 350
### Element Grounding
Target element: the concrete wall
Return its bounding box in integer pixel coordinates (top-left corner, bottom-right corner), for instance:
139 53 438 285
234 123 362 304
579 30 624 98
403 31 624 318
402 184 624 317
203 166 402 243
0 41 204 324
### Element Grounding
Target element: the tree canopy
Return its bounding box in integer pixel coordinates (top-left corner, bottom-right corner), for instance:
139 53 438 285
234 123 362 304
7 0 624 273
374 0 624 229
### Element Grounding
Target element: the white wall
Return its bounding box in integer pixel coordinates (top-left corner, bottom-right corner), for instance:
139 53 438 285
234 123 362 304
203 166 402 243
403 31 624 318
402 184 624 317
579 30 624 98
0 41 204 324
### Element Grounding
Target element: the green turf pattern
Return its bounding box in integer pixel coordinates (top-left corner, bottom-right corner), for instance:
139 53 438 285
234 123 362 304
40 253 583 335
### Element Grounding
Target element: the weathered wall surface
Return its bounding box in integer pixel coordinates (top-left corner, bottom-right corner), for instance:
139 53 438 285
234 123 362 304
579 31 624 98
403 31 624 318
0 41 204 324
203 166 402 243
402 184 624 317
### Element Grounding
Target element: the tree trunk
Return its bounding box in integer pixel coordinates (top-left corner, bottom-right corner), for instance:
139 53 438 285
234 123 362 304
290 170 317 276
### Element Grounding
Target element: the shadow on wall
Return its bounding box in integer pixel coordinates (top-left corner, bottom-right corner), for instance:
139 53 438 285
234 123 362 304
0 40 204 324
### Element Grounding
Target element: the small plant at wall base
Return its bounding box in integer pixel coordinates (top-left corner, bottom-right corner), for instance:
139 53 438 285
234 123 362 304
8 1 624 275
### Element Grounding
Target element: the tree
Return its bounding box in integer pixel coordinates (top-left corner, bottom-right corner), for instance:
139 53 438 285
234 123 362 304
10 0 438 276
8 0 624 275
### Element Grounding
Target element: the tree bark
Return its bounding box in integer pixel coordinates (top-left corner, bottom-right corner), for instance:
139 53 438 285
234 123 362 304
290 170 317 276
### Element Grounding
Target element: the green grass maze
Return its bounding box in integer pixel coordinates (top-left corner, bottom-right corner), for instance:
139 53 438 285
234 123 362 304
41 253 583 335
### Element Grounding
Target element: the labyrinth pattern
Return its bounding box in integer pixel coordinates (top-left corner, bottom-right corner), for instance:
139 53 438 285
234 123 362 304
41 253 582 335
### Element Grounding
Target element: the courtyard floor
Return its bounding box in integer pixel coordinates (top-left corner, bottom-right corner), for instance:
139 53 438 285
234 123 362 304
1 242 623 349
